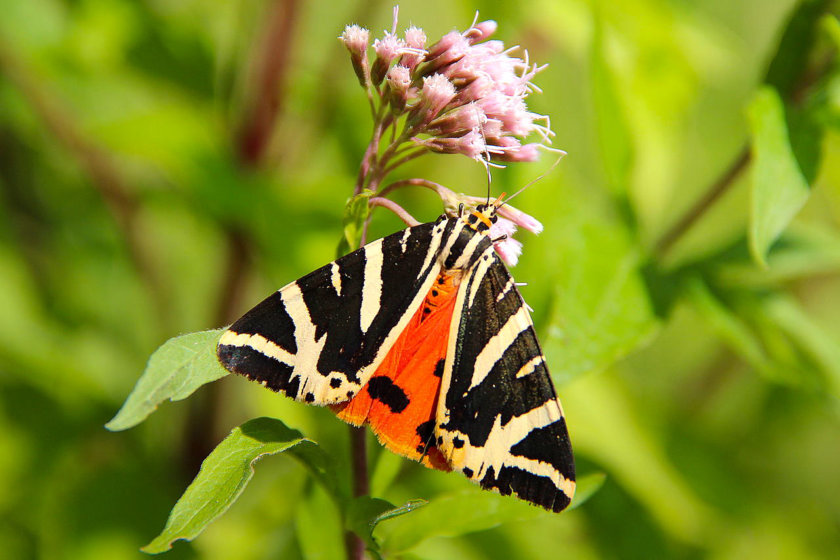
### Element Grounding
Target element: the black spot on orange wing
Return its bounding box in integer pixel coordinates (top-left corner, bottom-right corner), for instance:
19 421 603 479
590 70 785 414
366 376 409 413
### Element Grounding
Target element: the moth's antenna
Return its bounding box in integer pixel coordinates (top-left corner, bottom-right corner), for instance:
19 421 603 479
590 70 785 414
473 104 493 205
503 149 566 205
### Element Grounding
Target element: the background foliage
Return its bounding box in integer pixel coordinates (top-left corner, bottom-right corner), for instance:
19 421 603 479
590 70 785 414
1 0 839 558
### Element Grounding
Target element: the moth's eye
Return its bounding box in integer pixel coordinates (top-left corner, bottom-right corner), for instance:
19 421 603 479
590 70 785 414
490 215 498 223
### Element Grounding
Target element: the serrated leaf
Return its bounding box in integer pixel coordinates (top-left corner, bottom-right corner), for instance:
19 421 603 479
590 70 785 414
106 329 228 431
568 472 607 510
142 417 318 554
377 490 545 554
345 496 426 553
747 87 812 266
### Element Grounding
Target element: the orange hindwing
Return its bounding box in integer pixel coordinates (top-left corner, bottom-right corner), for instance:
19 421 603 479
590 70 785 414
331 271 462 470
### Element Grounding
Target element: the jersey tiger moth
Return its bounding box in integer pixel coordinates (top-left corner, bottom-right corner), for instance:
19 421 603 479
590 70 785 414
217 201 576 512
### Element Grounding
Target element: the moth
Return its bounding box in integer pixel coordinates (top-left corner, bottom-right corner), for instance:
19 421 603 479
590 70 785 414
217 200 575 512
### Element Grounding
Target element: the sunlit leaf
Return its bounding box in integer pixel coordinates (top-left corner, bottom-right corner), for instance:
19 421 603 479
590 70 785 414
747 87 812 266
106 329 228 431
142 417 327 553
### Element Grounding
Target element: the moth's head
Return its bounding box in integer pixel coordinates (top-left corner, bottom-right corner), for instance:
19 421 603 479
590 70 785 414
463 194 505 232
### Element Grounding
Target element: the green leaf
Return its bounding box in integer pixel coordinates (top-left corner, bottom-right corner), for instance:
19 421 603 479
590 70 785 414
762 295 840 399
369 448 404 496
142 417 316 554
345 496 426 552
568 472 607 510
106 329 228 431
684 277 776 378
590 7 633 194
747 87 812 266
337 191 373 257
763 0 830 99
377 489 546 554
543 217 659 383
295 482 346 560
562 373 713 543
714 225 840 288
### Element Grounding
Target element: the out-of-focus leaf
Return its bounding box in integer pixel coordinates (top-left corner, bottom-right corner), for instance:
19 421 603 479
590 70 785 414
345 496 426 552
684 277 774 377
563 372 713 543
338 191 373 257
295 482 346 560
590 8 633 195
377 489 546 554
369 449 404 497
106 329 228 431
763 0 830 98
142 417 315 553
568 472 607 510
747 87 811 266
543 221 659 383
714 225 840 287
762 295 840 399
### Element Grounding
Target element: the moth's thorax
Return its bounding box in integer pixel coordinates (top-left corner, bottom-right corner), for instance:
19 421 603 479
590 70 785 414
440 210 496 271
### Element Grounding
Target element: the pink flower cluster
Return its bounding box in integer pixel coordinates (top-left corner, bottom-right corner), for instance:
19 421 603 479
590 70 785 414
340 16 554 163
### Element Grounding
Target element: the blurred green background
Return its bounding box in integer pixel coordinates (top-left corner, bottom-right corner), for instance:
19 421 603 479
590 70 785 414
2 0 840 558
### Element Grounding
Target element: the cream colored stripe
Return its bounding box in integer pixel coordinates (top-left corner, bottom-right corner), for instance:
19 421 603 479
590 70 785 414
467 249 495 308
330 262 342 296
359 242 383 334
496 277 515 302
399 228 411 253
468 305 530 390
219 331 295 365
515 355 545 379
452 229 485 270
473 400 575 498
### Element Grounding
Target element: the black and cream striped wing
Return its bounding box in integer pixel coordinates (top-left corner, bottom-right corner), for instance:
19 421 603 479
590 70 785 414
435 250 576 512
217 221 446 405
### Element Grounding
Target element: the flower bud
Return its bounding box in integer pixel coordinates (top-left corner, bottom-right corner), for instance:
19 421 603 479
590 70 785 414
340 25 370 86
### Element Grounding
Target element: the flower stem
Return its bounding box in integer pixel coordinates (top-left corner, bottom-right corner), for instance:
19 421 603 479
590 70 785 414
369 197 421 226
653 146 750 259
346 427 368 560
